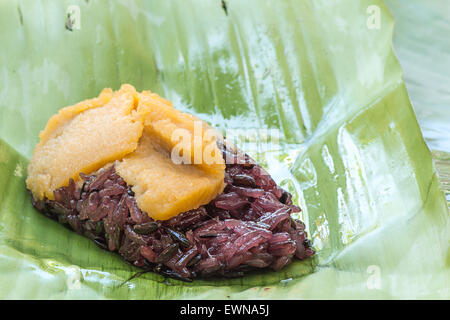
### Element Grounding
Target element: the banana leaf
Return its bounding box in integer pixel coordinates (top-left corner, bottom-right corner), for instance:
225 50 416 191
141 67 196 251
386 0 450 154
0 0 448 299
385 0 450 204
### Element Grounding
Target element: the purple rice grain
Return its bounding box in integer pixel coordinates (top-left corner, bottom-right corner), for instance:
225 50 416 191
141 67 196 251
29 141 315 280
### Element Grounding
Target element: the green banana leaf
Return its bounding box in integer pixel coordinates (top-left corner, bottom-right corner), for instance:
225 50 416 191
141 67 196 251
0 0 448 299
385 0 450 204
386 0 450 154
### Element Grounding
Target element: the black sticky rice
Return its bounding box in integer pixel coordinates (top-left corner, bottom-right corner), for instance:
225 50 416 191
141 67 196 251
30 141 314 280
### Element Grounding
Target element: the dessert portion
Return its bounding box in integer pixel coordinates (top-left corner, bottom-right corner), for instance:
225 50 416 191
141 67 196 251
26 85 143 200
27 84 225 220
26 85 314 280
